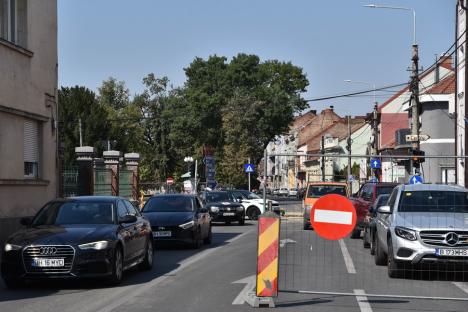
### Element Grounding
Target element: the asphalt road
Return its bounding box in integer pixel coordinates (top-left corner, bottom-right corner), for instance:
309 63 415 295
1 202 468 312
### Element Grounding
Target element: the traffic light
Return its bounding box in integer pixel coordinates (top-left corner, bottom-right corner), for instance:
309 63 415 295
411 149 425 168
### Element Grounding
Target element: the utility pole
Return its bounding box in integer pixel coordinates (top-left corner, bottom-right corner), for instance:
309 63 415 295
410 43 421 175
248 157 251 192
321 135 325 181
79 118 83 147
347 115 352 192
194 159 198 194
372 104 379 180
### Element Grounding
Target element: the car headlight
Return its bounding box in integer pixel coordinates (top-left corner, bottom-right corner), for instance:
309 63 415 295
210 206 220 213
78 241 109 250
4 243 22 252
236 206 244 212
179 220 195 229
394 227 417 241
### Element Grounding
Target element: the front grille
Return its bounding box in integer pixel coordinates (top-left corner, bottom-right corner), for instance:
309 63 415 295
23 245 75 274
419 230 468 247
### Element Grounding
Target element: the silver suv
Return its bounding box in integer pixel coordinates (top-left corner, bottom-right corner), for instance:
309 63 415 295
374 184 468 278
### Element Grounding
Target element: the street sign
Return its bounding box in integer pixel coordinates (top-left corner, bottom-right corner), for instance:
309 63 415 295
370 158 381 169
409 175 423 184
244 163 255 173
310 194 357 240
406 134 431 142
166 177 174 185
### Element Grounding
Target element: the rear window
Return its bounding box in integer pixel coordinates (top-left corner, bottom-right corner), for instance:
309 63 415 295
398 191 468 213
307 185 347 198
143 196 193 212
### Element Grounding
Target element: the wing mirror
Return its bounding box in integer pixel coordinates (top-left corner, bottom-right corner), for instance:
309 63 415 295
377 206 391 214
236 197 243 203
119 214 137 224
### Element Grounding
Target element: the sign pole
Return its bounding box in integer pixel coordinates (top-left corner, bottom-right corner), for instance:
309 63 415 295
194 159 198 194
248 157 251 192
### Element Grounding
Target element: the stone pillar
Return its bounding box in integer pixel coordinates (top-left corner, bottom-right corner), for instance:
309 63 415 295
103 150 121 196
75 146 94 196
124 153 140 200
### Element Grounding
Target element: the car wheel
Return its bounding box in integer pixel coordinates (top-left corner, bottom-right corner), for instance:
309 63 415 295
387 237 404 278
139 238 154 271
247 207 261 221
203 225 212 244
192 228 202 249
3 277 25 289
374 236 387 266
370 233 376 255
363 229 370 248
108 246 124 285
350 228 361 239
238 217 245 226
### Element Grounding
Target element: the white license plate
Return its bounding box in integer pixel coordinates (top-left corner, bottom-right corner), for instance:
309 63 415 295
32 258 64 267
223 212 235 216
153 231 172 237
436 249 468 257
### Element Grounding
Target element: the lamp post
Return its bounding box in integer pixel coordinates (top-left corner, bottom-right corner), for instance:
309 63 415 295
365 4 420 176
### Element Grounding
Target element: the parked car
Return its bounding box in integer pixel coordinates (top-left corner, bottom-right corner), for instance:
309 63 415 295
278 188 289 197
1 196 153 288
200 191 245 225
272 188 280 196
288 188 298 197
374 184 468 278
228 189 280 220
303 182 349 230
349 182 398 238
363 194 390 252
142 194 211 248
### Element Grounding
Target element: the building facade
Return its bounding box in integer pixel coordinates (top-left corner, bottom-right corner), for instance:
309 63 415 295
0 0 58 243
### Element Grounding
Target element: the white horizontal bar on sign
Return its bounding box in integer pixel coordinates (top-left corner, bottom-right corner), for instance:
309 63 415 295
314 209 353 225
420 138 455 144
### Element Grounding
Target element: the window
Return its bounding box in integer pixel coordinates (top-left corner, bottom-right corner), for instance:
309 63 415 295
117 200 129 218
124 200 141 217
24 119 39 178
0 0 26 46
441 168 456 184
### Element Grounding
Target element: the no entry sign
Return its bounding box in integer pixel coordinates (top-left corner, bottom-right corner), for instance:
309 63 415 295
310 194 356 240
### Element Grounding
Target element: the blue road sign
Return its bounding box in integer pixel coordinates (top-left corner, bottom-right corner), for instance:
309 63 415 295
244 163 255 173
409 175 423 184
370 158 381 169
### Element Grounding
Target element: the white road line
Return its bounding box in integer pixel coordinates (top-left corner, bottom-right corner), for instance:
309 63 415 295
338 239 356 274
90 229 255 312
232 275 256 305
354 289 373 312
453 282 468 295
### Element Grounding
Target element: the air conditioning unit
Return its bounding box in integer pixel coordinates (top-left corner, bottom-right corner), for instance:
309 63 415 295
395 128 411 148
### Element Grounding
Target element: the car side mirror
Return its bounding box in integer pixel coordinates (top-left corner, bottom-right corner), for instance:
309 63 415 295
199 208 208 213
20 217 32 226
237 197 243 203
377 206 391 214
119 214 137 224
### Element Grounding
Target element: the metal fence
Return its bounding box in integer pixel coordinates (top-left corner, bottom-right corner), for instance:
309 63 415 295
94 168 114 196
119 169 135 199
60 167 79 198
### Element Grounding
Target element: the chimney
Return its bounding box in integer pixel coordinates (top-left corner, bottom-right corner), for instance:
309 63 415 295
438 54 453 70
329 105 334 111
435 54 440 84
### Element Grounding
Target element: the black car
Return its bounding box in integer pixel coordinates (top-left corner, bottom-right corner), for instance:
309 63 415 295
142 194 212 248
1 196 153 288
201 191 245 225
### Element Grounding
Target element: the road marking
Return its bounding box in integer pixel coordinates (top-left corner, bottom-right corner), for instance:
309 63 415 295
310 245 313 251
354 290 372 312
279 238 297 248
338 239 356 274
232 275 256 305
91 229 255 312
453 282 468 295
314 209 353 225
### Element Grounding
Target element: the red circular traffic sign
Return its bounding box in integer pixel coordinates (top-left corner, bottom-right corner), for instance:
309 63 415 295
310 194 357 240
166 177 174 185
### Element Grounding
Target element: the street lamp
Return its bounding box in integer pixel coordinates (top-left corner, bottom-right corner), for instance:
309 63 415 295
344 80 376 105
364 4 416 45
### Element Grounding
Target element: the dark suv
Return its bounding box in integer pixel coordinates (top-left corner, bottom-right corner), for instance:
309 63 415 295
200 191 245 225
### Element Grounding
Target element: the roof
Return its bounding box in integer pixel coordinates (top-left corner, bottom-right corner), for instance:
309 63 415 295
401 183 467 192
298 108 341 146
424 73 455 94
68 196 119 201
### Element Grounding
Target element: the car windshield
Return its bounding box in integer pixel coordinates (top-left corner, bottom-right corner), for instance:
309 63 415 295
307 185 347 198
398 191 468 213
376 186 396 196
32 201 115 226
205 192 230 202
246 192 261 199
143 196 193 212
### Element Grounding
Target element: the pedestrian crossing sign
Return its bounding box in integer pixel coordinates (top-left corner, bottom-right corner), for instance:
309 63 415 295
244 164 255 173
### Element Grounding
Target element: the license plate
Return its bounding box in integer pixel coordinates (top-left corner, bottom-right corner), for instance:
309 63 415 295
153 231 171 237
223 212 235 216
436 249 468 257
32 258 64 267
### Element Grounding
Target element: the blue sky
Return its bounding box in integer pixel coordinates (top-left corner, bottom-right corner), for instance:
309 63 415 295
58 0 455 116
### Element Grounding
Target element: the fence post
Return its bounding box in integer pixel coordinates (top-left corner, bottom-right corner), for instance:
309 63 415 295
75 146 94 196
124 153 140 200
103 150 121 196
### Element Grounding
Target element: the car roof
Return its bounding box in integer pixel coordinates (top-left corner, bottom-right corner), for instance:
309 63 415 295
401 184 468 192
67 196 120 202
307 182 347 186
152 194 196 198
